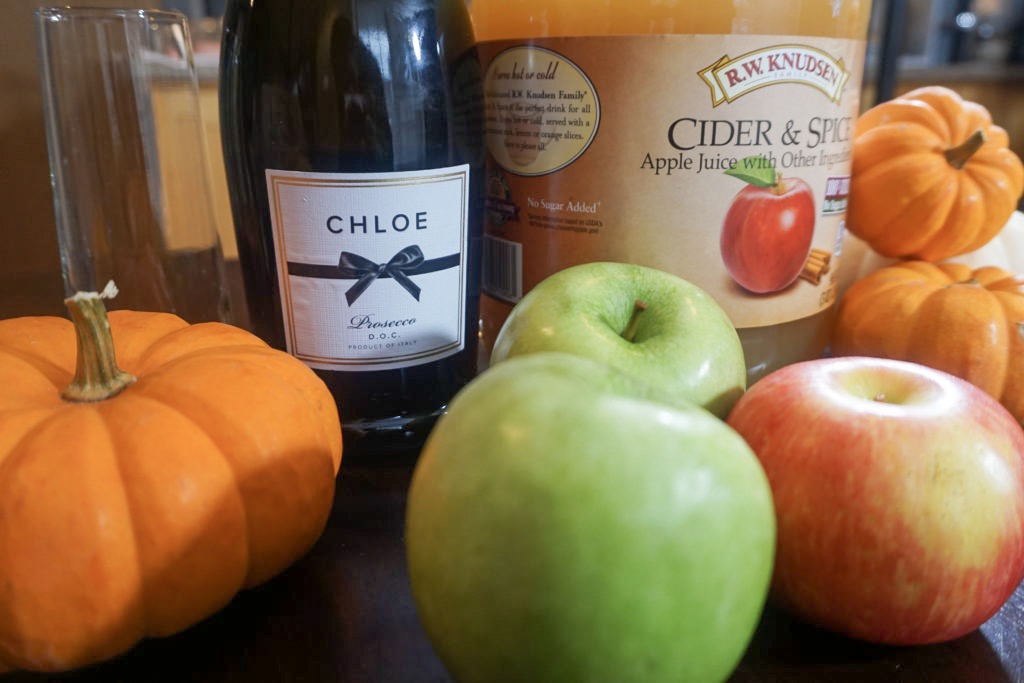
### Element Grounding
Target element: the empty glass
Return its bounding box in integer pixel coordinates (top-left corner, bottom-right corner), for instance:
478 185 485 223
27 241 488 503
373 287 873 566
36 7 231 323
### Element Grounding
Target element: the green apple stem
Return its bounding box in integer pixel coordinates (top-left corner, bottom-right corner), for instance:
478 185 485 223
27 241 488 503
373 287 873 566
622 300 648 343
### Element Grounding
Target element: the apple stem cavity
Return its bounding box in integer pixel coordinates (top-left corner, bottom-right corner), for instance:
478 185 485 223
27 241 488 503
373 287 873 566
622 300 648 343
945 129 986 170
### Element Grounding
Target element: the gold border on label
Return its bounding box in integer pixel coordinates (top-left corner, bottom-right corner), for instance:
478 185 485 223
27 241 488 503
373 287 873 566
698 43 850 106
483 45 602 178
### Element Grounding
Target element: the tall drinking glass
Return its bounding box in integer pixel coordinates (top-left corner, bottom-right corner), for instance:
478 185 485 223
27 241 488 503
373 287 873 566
36 7 231 323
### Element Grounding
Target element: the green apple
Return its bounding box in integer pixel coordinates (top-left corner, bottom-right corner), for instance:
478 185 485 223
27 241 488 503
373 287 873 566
491 262 746 418
406 352 776 683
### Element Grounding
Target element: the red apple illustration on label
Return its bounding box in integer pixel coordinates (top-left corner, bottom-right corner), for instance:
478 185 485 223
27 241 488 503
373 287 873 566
720 157 816 294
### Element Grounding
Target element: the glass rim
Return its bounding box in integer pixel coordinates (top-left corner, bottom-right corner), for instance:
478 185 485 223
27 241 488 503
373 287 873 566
35 6 188 24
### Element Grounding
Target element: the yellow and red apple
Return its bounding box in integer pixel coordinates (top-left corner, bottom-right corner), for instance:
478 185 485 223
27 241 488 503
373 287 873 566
727 356 1024 645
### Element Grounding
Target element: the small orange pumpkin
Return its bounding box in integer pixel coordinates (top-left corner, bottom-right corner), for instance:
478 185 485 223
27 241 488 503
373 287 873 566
847 86 1024 262
0 286 342 672
833 261 1024 423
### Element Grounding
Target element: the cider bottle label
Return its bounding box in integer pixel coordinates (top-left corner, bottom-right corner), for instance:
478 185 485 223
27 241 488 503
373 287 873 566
478 35 866 330
265 165 471 371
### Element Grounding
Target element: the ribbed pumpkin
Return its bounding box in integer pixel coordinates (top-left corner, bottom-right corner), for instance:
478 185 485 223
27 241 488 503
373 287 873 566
847 86 1024 261
0 287 342 672
833 261 1024 423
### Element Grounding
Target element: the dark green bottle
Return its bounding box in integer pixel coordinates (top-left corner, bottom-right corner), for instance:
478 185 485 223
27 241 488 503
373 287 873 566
219 0 484 459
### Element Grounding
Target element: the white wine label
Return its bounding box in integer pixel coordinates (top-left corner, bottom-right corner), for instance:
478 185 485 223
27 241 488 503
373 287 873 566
265 165 470 371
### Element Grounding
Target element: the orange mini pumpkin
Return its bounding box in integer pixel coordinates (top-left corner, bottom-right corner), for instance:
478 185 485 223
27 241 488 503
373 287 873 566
0 287 342 672
833 261 1024 423
847 86 1024 262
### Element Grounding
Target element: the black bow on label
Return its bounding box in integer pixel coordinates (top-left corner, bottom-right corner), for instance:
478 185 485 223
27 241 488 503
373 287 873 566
286 245 461 305
337 246 424 305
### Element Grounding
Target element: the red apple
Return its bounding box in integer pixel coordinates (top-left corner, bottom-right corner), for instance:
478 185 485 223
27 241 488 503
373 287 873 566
720 174 815 293
726 356 1024 645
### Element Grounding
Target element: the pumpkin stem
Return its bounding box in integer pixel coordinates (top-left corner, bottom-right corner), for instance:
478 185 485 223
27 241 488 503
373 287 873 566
945 129 987 170
61 281 136 403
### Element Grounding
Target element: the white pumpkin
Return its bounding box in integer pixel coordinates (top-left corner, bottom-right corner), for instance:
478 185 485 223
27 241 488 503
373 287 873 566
836 210 1024 300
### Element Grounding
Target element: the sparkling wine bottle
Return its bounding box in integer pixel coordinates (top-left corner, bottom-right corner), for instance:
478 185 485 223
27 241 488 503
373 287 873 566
219 0 483 458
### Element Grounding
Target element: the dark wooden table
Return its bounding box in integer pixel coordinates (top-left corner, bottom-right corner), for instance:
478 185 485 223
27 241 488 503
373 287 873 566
3 457 1022 683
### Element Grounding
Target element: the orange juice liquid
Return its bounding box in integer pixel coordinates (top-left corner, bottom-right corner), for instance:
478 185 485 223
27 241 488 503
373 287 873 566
472 0 873 383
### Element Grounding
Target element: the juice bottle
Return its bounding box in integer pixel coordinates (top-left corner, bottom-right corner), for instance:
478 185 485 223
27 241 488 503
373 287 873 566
471 0 873 383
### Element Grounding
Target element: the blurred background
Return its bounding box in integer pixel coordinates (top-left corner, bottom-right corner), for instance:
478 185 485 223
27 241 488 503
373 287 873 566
862 0 1024 156
2 0 1022 319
